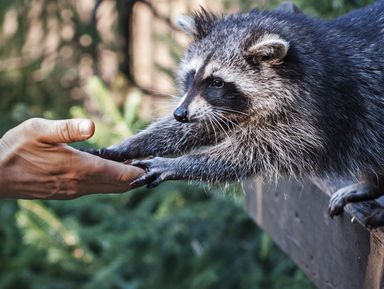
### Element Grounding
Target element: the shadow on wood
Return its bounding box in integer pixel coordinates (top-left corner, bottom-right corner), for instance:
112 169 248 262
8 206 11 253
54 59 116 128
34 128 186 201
243 177 384 289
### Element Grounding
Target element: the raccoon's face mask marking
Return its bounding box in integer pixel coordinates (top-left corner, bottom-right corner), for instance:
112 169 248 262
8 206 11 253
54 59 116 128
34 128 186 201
174 63 250 123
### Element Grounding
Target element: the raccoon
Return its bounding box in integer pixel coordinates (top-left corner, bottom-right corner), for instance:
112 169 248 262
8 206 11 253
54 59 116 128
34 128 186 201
85 1 384 227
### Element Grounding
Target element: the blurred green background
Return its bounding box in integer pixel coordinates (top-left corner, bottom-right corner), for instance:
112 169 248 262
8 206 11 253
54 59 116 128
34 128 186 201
0 0 373 288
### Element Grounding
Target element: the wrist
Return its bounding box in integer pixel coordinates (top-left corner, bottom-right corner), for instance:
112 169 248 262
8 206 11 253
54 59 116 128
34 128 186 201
127 140 143 159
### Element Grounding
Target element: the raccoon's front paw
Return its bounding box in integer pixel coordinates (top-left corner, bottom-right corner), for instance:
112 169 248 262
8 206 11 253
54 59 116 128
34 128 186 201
328 182 375 218
328 183 364 218
363 208 384 229
130 157 182 188
328 188 349 218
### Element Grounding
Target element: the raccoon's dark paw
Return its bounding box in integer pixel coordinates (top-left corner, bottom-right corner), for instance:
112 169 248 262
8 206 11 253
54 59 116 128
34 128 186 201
328 182 378 219
328 185 355 218
363 208 384 229
328 194 346 218
130 157 181 188
79 147 129 162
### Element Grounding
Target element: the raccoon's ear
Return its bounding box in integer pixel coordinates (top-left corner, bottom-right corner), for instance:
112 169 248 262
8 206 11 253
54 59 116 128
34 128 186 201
246 34 289 65
175 16 198 36
175 8 218 40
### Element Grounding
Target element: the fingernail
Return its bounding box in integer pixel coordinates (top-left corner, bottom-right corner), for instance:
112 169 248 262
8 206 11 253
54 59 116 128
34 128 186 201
79 120 93 136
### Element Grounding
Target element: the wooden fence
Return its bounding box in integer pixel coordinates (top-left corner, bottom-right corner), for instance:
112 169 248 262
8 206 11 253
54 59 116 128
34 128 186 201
244 177 384 289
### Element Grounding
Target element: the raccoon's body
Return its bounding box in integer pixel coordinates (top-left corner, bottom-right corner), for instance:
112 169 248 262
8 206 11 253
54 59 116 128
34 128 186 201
86 1 384 226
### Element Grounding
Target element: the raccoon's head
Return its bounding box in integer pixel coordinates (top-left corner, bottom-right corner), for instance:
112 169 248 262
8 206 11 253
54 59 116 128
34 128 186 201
174 8 302 125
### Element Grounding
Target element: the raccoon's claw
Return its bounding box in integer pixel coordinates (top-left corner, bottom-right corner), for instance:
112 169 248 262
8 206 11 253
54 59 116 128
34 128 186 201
328 190 347 218
328 184 363 218
129 171 157 188
130 157 180 188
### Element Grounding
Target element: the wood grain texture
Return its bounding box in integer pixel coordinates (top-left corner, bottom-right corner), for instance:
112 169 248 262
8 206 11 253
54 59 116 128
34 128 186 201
244 177 384 289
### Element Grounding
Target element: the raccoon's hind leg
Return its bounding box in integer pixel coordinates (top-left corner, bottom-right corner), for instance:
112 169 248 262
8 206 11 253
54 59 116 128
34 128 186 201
328 175 384 227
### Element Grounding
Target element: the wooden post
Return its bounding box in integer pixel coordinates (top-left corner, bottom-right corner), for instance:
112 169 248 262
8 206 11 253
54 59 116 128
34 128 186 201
243 177 384 289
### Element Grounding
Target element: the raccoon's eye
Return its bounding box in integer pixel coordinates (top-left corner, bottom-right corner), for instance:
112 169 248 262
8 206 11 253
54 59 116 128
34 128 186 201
210 78 224 88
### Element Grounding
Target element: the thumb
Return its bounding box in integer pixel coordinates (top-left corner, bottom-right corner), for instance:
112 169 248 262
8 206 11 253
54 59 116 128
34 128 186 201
39 119 95 144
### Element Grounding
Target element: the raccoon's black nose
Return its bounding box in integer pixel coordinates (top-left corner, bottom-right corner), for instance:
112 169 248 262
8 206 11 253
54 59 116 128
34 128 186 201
174 107 189 122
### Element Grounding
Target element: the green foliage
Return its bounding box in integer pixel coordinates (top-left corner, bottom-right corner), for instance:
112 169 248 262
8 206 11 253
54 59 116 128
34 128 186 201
1 185 315 289
0 0 375 288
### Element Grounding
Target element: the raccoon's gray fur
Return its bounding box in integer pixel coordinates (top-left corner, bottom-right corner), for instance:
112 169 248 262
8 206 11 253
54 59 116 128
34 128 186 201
85 1 384 226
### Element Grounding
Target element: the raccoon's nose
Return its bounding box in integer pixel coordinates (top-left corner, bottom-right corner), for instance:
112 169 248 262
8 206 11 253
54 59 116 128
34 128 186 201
174 107 189 122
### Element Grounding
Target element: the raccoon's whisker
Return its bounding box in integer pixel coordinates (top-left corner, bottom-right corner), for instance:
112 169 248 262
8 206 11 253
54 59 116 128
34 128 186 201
211 112 231 140
213 112 246 133
203 116 219 144
214 107 251 117
202 118 211 135
210 113 225 138
207 114 219 144
213 113 238 135
213 110 251 137
214 107 248 115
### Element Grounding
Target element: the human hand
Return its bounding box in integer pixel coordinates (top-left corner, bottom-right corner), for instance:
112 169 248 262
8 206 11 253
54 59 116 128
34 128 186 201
0 118 145 200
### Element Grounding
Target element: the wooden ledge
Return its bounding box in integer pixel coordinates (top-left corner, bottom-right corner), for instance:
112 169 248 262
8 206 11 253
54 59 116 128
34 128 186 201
243 177 384 289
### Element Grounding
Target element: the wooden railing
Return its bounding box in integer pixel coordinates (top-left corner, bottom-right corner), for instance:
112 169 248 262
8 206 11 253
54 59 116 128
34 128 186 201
244 177 384 289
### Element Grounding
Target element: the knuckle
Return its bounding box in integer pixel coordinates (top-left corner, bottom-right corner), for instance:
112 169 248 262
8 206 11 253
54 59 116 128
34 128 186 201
23 118 44 135
115 171 132 184
117 173 127 183
25 117 43 127
63 178 83 199
57 121 73 142
37 175 83 200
